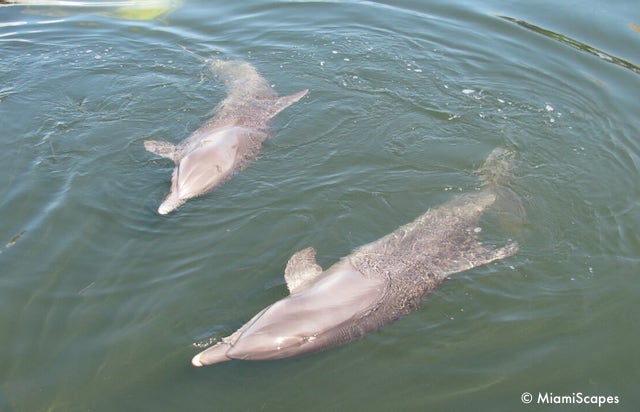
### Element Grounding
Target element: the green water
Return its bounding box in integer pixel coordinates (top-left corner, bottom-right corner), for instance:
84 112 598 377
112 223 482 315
1 1 639 411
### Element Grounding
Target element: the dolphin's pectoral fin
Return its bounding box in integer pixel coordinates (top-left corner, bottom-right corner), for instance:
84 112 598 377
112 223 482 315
284 247 323 294
267 89 309 119
144 140 177 162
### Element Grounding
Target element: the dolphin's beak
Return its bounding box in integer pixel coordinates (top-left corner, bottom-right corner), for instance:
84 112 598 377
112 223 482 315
192 342 232 367
157 192 185 215
191 353 204 367
157 201 174 215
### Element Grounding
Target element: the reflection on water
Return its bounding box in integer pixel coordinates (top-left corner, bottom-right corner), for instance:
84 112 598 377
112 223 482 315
0 0 180 20
499 15 640 75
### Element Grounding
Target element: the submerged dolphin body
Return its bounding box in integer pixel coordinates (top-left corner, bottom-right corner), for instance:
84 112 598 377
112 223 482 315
192 148 522 367
145 60 308 214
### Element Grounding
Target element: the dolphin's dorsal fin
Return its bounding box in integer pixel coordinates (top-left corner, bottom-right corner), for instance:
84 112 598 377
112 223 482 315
267 89 308 119
144 140 177 162
284 247 323 294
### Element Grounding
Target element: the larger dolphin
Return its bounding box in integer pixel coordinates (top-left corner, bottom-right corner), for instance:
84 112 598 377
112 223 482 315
145 60 308 214
192 148 522 367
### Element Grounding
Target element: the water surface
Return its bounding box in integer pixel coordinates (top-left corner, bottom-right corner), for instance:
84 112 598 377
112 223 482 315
1 0 639 410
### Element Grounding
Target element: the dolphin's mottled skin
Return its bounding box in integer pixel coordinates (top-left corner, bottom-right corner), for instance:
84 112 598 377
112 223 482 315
145 60 308 214
192 148 522 367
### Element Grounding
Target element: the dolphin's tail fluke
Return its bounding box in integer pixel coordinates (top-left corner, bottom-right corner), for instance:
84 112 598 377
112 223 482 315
477 147 526 229
477 147 516 189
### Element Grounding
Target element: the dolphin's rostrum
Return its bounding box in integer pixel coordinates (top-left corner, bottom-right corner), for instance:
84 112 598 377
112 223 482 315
192 148 522 367
145 60 308 214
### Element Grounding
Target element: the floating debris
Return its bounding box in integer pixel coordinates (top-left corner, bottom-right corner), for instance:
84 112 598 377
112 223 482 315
2 230 26 253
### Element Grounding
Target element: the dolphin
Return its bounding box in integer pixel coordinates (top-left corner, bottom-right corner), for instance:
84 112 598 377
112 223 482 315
192 148 522 367
145 60 308 214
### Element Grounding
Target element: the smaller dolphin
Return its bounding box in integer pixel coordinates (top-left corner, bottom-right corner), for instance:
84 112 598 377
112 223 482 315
192 148 522 367
145 60 307 214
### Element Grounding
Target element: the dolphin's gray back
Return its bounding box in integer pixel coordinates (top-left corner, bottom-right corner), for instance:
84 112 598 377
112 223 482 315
352 192 509 277
211 60 277 100
290 190 519 353
207 60 283 130
349 150 520 324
